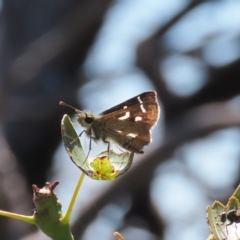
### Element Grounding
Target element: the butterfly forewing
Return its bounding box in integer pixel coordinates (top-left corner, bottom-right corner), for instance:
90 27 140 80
99 102 159 129
101 91 158 116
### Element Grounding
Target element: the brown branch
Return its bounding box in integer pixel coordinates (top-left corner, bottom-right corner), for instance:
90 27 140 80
136 0 205 106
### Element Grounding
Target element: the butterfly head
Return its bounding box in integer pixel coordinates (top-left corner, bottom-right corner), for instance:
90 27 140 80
75 111 98 129
59 101 99 131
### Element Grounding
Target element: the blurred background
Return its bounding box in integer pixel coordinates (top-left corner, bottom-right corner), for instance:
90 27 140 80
0 0 240 239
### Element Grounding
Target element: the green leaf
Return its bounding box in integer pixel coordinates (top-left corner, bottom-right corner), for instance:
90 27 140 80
207 201 226 240
207 196 240 240
206 234 217 240
61 114 134 180
89 150 133 180
232 185 240 204
226 196 240 210
61 114 93 176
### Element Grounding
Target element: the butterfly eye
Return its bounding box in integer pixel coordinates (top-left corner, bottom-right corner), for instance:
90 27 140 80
85 117 93 124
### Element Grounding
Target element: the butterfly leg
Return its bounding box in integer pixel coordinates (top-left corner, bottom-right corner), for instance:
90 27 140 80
84 136 94 164
77 130 92 164
70 130 86 145
79 130 86 137
103 138 110 159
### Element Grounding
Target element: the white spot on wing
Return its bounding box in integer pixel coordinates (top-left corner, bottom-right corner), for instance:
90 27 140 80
135 116 142 121
118 111 130 120
123 106 127 109
117 130 123 133
127 133 138 138
140 104 146 112
137 96 143 104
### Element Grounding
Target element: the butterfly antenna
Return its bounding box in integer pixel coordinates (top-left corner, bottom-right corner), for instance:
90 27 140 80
59 101 82 113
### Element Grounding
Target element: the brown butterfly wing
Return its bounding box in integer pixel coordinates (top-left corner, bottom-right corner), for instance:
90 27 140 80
93 97 160 153
100 91 158 115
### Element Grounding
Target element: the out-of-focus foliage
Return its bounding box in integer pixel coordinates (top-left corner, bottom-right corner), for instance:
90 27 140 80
0 0 240 240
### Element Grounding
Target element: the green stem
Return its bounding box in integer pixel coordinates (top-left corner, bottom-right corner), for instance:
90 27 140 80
61 172 85 224
0 210 35 224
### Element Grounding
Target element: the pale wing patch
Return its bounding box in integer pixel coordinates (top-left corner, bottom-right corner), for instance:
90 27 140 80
140 104 146 113
137 96 147 112
135 116 142 121
127 133 138 138
118 111 130 120
137 96 143 104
